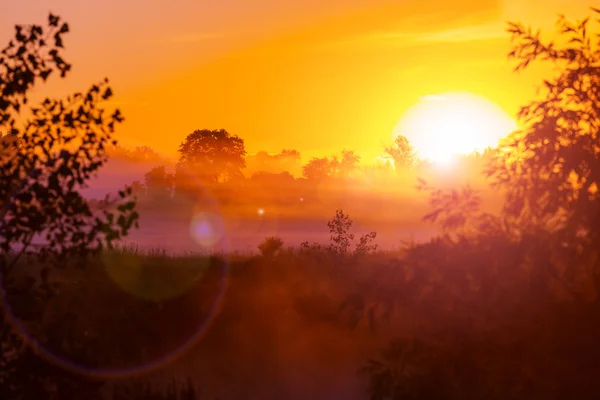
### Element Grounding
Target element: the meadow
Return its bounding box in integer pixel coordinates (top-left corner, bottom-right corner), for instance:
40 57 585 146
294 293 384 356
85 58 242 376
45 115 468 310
6 207 600 399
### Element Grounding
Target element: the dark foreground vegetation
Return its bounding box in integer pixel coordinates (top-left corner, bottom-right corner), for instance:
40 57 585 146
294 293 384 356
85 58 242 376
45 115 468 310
2 6 600 400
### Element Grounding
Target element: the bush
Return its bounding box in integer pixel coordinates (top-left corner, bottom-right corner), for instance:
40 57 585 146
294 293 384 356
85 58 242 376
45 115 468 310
258 236 284 257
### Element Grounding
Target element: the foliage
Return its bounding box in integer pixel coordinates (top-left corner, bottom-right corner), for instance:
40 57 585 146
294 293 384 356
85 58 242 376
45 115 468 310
302 156 332 180
301 150 360 180
327 209 355 254
355 231 378 255
107 144 167 163
486 7 600 296
299 209 379 257
130 180 145 196
384 135 417 169
0 12 139 399
418 179 485 235
258 236 284 257
176 128 246 184
492 9 600 244
337 149 361 178
0 13 138 270
246 148 302 176
144 165 174 200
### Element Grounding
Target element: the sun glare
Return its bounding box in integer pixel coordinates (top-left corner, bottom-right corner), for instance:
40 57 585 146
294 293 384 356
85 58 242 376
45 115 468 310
393 92 518 165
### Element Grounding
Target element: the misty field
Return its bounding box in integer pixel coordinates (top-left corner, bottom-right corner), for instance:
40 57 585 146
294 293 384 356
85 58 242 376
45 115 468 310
6 222 600 399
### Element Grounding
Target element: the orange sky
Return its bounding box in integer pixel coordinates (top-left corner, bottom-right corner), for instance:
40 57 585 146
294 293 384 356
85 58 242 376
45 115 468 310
1 0 594 161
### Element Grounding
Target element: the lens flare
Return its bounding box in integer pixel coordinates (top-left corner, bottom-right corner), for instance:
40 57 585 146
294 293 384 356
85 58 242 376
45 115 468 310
103 247 211 302
189 211 226 248
0 155 230 380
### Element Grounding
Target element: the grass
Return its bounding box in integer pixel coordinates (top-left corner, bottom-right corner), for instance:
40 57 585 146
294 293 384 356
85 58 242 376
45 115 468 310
5 228 600 399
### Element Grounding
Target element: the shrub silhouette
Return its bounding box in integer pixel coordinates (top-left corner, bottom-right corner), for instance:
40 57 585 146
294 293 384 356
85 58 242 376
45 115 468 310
258 236 284 257
355 231 378 255
327 209 355 254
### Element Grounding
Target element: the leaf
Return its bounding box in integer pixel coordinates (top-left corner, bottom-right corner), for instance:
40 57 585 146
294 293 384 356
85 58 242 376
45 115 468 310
48 13 60 27
102 87 113 100
54 33 63 48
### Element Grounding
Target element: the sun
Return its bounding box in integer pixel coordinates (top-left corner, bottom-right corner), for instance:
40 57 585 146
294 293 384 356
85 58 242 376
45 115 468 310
392 92 518 166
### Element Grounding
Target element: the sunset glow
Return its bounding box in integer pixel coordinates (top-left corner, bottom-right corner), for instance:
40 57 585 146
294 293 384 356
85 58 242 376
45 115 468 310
3 2 600 397
393 92 518 165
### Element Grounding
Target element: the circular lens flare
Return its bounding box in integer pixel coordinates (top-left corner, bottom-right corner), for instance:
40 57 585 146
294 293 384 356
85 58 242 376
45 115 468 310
1 153 230 380
189 211 225 248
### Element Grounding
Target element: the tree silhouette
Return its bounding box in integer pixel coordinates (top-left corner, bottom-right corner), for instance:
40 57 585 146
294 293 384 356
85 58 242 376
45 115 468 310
130 180 145 197
339 149 361 178
0 12 138 271
384 135 417 169
279 148 301 160
246 148 302 176
486 8 600 285
176 128 246 184
0 12 138 398
144 165 174 201
130 146 164 162
302 156 332 180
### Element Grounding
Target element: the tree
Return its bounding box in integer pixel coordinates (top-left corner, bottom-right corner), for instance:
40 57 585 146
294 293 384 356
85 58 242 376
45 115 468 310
1 12 138 268
339 149 361 178
176 128 246 184
302 156 332 180
144 165 174 200
486 8 600 286
327 209 355 254
130 180 145 196
277 148 302 176
279 148 301 161
131 145 161 162
384 135 417 169
0 13 138 397
245 148 302 176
